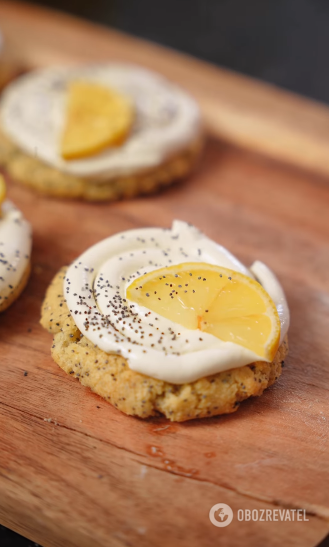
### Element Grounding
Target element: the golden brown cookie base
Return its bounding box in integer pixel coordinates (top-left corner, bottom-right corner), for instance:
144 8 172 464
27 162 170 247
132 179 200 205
0 129 203 201
40 267 288 422
0 260 31 312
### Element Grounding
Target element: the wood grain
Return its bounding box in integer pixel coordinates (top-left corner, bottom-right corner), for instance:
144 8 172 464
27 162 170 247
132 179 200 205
0 3 329 547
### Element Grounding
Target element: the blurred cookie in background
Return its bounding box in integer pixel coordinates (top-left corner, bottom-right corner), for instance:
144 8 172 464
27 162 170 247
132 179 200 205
0 64 204 201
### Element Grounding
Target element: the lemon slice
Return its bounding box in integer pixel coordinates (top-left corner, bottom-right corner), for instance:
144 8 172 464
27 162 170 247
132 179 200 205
60 81 134 160
127 262 281 360
0 175 6 211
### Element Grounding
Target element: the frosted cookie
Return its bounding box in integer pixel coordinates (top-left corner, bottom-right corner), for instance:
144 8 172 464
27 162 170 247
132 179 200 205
40 221 289 421
0 64 203 201
0 176 32 312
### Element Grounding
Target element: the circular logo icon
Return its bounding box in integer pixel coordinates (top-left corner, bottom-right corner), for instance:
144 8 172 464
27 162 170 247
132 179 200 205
209 503 234 527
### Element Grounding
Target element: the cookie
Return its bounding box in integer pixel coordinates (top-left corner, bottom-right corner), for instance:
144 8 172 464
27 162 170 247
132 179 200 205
0 64 203 201
0 259 31 313
0 194 32 312
40 221 290 421
41 268 288 421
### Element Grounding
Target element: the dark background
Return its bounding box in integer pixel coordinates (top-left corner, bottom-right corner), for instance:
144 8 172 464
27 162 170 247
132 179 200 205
2 0 329 545
33 0 329 105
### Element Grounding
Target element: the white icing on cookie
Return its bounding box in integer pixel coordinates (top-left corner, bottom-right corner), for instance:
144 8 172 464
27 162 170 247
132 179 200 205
0 64 201 180
64 220 289 384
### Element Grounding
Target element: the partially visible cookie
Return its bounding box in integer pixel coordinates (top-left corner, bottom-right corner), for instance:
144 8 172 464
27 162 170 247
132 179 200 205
40 267 288 423
0 259 31 313
0 64 203 201
0 179 32 312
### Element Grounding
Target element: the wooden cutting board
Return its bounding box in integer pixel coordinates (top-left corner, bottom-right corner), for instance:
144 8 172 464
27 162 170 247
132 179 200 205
0 3 329 547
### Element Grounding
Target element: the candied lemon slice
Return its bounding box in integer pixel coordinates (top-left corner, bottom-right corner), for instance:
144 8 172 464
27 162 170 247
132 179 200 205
127 262 281 360
0 175 6 210
60 81 134 160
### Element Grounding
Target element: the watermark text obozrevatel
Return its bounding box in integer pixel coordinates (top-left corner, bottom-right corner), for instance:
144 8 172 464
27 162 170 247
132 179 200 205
209 504 309 527
237 509 309 522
